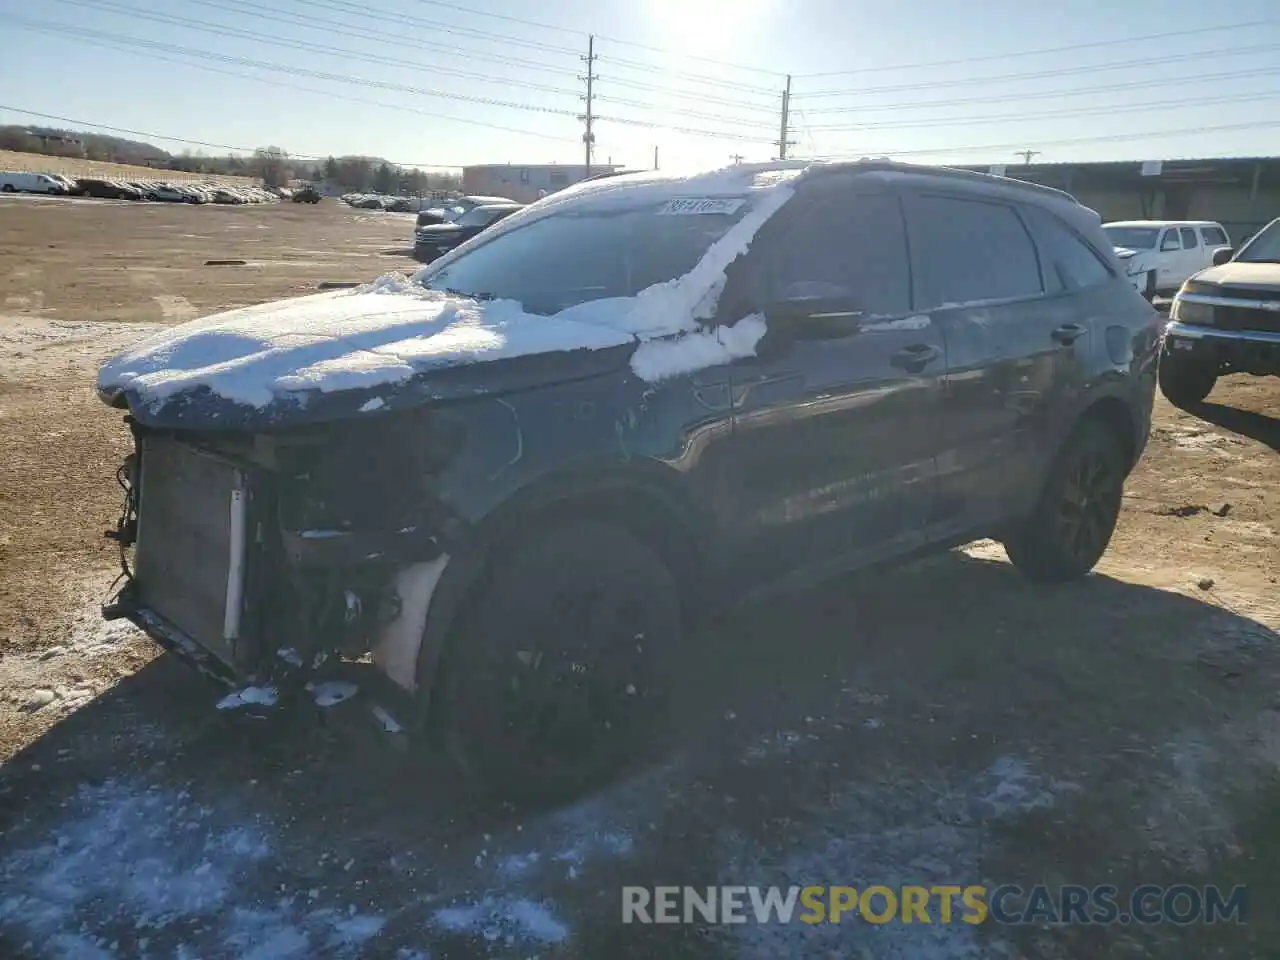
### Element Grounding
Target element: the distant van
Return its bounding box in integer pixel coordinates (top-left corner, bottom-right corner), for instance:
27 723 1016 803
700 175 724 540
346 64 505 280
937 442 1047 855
0 171 68 195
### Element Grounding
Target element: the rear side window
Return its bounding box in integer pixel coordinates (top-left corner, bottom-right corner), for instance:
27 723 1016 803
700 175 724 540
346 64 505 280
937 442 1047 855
1200 226 1228 245
769 192 911 316
1180 227 1199 248
1021 205 1113 291
906 195 1042 308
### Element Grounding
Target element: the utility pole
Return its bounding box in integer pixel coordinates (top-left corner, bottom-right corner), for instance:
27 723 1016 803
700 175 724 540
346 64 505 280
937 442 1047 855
1015 149 1041 165
653 145 659 170
775 75 794 161
580 35 597 177
730 153 745 165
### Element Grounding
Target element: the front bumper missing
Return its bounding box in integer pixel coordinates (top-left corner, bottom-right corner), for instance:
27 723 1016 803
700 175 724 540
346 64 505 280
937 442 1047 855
103 584 240 687
1165 321 1280 374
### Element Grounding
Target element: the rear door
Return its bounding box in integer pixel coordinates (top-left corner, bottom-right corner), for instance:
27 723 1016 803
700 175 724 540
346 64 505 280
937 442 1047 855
718 181 946 584
902 191 1089 535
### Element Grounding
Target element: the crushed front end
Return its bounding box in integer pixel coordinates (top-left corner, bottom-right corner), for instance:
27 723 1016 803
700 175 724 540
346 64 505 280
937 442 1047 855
102 408 466 695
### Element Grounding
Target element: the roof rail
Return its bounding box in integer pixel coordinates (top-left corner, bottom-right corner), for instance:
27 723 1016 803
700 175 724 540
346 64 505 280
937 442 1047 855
812 158 1080 205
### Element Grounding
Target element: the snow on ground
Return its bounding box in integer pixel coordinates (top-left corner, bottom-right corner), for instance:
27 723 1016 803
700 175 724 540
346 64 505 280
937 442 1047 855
96 163 806 410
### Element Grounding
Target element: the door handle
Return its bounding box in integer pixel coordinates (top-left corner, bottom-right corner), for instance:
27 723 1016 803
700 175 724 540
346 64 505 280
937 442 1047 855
1051 323 1087 345
890 343 940 372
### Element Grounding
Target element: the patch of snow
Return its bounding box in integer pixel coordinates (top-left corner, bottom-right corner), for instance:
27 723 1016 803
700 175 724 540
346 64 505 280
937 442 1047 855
0 780 388 958
308 681 358 708
276 647 303 667
216 685 279 710
98 163 805 409
357 396 385 412
432 896 568 946
630 314 767 382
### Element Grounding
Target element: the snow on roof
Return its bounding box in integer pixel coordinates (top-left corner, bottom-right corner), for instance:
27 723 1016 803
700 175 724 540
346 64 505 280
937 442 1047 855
98 162 805 410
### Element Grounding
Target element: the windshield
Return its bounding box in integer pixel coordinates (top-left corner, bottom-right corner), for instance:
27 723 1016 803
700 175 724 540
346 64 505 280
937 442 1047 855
1235 218 1280 263
421 199 752 315
455 206 511 228
1103 226 1159 249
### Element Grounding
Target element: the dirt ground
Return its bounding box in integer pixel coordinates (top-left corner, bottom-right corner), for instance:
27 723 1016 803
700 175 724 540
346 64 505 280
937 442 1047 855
0 193 1276 959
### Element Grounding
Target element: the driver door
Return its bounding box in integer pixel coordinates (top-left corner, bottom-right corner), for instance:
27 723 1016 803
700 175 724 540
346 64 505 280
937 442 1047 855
716 182 946 587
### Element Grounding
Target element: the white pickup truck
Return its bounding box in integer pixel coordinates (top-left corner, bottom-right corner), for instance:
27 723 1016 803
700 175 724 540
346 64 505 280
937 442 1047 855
1102 220 1232 300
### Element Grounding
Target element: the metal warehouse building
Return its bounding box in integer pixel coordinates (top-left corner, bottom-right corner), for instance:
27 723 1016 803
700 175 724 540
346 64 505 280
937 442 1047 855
966 156 1280 247
461 163 622 203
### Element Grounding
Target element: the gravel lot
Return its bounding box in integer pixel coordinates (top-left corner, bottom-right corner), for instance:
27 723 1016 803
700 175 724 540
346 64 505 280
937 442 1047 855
0 194 1277 959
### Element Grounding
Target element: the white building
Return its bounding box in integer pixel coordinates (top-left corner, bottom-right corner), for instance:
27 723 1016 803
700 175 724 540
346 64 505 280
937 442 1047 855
461 163 621 203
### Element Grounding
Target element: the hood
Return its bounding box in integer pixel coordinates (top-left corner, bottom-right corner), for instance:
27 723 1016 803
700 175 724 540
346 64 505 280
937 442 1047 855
1113 246 1143 260
1188 260 1280 290
98 276 639 431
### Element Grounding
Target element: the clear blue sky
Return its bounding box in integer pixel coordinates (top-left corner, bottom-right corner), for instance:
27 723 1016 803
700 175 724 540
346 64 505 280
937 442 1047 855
1 0 1279 173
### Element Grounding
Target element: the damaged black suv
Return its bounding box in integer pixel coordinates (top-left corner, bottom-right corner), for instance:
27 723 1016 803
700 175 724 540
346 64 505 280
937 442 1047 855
97 161 1160 799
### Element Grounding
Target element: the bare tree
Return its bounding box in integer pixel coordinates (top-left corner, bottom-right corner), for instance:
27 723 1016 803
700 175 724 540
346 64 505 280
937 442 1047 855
252 145 290 187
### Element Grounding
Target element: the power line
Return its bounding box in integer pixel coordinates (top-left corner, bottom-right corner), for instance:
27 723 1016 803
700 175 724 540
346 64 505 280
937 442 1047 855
794 41 1280 99
593 95 778 130
51 0 583 97
793 18 1280 78
594 53 781 95
20 30 576 143
286 0 580 56
803 91 1280 133
3 16 582 117
593 114 776 143
798 64 1280 115
183 0 581 78
400 0 787 77
800 119 1280 161
0 105 479 168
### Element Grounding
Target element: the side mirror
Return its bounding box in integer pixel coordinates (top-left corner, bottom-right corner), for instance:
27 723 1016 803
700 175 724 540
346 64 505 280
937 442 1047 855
1212 247 1234 266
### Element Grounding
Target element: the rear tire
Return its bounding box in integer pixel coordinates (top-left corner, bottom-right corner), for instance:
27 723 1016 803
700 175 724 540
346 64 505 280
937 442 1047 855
1158 350 1217 409
1 184 14 193
437 521 682 805
1002 419 1127 583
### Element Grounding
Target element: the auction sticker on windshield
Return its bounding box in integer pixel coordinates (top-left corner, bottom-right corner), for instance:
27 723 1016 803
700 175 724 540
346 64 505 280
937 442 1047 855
658 198 746 216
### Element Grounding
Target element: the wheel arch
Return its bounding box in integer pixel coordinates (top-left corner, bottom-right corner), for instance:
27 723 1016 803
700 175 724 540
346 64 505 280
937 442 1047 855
414 461 713 707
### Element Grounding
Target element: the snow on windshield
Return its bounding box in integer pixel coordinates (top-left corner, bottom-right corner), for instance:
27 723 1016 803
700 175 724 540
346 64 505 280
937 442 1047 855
98 164 804 408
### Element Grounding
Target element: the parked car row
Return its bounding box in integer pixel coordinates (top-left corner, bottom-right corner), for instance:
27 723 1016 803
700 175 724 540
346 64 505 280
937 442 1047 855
0 170 287 205
342 192 422 212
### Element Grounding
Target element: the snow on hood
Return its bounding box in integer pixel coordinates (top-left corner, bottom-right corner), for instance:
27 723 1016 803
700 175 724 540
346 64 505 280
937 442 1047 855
1113 246 1141 259
99 163 803 411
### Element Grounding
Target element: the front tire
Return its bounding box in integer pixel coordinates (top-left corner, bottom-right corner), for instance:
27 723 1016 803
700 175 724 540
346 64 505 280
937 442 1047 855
437 521 682 804
1002 419 1127 582
1 184 14 193
1158 350 1217 409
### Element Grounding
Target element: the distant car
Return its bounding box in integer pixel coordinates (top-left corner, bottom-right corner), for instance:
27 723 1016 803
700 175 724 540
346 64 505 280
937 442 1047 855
416 194 510 228
146 184 196 203
211 188 243 205
0 171 67 195
292 185 321 204
75 178 141 200
1160 215 1280 408
1102 220 1231 300
413 202 523 262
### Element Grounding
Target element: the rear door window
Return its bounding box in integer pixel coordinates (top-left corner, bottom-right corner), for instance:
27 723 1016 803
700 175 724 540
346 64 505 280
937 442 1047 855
1021 205 1114 291
905 194 1043 308
768 191 911 317
1180 227 1199 248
